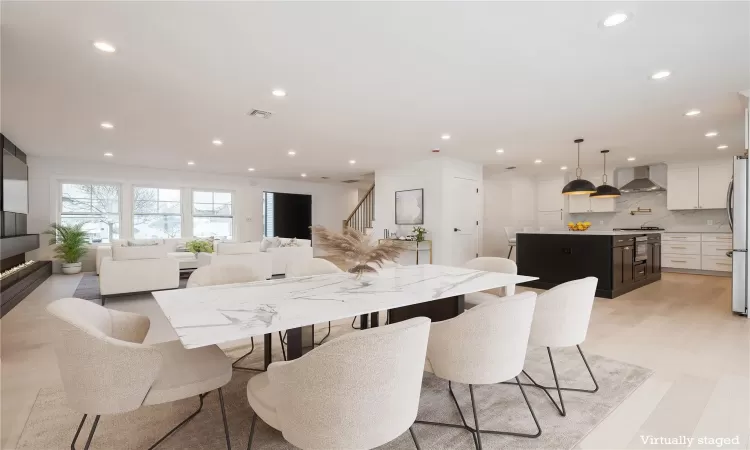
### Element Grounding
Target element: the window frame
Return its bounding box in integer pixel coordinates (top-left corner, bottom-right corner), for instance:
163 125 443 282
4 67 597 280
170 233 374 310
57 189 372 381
191 189 235 240
131 185 184 240
58 180 123 245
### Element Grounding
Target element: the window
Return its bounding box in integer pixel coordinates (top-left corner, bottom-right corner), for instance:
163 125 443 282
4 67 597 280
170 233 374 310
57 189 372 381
133 187 182 238
262 192 274 237
193 190 233 239
60 183 120 243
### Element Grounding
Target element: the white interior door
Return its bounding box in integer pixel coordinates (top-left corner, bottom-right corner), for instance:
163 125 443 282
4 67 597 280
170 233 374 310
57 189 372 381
449 177 479 266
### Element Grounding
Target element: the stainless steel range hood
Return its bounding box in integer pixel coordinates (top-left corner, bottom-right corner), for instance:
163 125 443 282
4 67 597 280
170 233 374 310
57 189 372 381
620 166 665 193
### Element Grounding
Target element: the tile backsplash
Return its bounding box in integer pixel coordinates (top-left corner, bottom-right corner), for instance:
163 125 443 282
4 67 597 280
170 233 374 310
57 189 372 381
568 191 731 232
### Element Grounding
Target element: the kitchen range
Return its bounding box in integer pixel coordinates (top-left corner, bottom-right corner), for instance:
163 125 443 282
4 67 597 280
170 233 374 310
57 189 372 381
515 228 662 298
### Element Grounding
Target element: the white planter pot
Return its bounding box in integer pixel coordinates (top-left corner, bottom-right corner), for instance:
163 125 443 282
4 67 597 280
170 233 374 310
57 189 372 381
62 262 82 275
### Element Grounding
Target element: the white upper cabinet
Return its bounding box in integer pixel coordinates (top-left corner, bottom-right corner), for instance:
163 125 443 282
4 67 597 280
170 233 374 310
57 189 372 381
567 192 591 213
536 178 564 211
667 166 699 210
667 161 731 210
698 162 732 209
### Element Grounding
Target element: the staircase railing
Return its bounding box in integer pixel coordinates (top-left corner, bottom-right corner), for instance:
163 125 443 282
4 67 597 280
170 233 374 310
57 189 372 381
343 184 374 232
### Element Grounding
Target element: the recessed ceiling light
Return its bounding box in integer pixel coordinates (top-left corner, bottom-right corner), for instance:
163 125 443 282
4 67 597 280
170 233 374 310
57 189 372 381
684 109 701 117
288 150 296 156
705 131 718 137
300 173 307 177
93 41 116 53
650 70 671 80
601 12 629 27
103 152 113 157
441 134 451 140
272 89 287 97
717 145 728 150
495 149 504 154
187 161 195 165
100 122 114 129
627 157 636 161
349 160 356 165
534 159 542 164
212 139 223 146
247 167 255 172
560 166 568 170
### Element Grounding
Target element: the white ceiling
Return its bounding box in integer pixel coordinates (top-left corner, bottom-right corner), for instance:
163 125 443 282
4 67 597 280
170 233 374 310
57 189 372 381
2 1 748 181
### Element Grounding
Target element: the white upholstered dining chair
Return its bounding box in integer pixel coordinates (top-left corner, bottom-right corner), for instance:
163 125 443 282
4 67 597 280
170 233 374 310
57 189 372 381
520 277 599 416
246 317 431 450
47 298 232 450
286 258 343 345
463 257 518 309
416 292 540 449
187 264 269 372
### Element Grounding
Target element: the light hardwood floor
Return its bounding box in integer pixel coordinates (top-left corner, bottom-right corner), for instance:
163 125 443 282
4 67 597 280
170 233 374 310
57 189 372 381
1 272 748 449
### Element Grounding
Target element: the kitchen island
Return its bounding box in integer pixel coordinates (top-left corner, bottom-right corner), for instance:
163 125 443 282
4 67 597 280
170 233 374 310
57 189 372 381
516 231 661 298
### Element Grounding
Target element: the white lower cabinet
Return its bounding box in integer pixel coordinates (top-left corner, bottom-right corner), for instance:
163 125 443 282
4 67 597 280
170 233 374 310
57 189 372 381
661 233 732 273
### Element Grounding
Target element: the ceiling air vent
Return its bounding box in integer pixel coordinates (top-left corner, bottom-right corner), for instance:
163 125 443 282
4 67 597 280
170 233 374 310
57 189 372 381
247 109 273 119
341 180 360 184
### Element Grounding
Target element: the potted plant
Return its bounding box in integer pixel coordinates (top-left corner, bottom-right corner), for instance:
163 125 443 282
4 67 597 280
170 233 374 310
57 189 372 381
44 223 88 274
412 226 427 242
185 238 214 254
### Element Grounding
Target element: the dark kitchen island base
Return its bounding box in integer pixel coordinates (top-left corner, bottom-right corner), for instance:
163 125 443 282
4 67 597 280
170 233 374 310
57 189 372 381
516 232 661 299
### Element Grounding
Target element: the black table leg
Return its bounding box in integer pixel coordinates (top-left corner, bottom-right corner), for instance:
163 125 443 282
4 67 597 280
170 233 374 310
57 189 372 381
371 312 380 327
286 327 303 360
263 333 272 370
360 314 369 330
388 295 465 324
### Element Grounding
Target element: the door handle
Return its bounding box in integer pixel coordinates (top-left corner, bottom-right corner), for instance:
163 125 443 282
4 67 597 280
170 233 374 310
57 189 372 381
727 251 733 257
454 228 461 232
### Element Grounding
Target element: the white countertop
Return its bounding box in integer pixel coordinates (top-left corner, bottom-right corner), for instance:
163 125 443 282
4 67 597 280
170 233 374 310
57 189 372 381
517 231 662 236
153 264 537 349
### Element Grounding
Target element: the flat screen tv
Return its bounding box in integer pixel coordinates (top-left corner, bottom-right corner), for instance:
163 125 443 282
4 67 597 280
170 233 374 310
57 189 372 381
3 149 28 214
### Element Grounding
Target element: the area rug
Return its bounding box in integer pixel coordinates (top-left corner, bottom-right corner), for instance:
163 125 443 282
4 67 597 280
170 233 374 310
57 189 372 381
72 272 188 301
17 332 652 450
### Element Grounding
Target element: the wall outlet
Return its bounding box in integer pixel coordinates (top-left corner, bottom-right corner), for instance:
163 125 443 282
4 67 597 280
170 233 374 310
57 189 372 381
707 219 713 225
599 221 604 225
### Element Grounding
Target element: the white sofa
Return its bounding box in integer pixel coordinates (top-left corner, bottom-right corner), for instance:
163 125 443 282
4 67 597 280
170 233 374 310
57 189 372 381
197 242 273 280
95 239 197 274
265 238 314 275
99 244 179 303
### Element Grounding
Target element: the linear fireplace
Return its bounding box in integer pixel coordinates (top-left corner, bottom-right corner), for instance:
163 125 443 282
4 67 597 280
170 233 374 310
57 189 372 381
1 133 50 316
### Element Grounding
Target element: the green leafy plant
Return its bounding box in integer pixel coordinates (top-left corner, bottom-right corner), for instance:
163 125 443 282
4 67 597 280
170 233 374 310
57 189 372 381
44 223 88 264
186 239 213 253
412 226 427 242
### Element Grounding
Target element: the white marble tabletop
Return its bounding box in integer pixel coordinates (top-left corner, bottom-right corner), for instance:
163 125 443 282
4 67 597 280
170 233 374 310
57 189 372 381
153 264 537 349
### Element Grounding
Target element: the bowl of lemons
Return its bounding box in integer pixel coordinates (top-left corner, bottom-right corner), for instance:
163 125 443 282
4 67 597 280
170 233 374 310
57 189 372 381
568 221 592 231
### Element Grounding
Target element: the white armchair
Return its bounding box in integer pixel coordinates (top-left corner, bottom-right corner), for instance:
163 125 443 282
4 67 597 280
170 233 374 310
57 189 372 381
417 292 540 447
197 242 272 280
246 317 431 449
463 257 518 309
522 277 599 417
47 298 232 450
99 245 179 305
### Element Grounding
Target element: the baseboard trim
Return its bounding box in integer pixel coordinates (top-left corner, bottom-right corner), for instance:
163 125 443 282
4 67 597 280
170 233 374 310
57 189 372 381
662 268 732 277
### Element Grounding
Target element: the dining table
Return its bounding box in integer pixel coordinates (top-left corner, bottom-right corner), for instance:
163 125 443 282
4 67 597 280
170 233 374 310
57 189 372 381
153 264 537 369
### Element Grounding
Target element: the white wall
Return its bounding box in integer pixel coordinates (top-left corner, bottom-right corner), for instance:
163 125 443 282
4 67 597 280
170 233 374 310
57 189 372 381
375 157 482 265
27 157 358 270
482 171 537 258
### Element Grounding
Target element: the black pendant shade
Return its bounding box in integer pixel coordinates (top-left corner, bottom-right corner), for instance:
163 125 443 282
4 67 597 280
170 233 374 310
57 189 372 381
590 149 622 198
562 138 596 195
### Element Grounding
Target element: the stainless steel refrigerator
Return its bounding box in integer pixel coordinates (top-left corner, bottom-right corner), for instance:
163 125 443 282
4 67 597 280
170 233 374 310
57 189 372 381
728 155 749 316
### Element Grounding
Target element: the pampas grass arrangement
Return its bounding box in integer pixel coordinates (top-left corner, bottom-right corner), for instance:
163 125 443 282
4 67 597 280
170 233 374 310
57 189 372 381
312 226 404 278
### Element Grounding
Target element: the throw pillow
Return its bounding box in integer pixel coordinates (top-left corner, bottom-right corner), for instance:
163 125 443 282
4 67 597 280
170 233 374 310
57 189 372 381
127 240 161 247
280 238 299 247
260 237 274 252
269 236 282 248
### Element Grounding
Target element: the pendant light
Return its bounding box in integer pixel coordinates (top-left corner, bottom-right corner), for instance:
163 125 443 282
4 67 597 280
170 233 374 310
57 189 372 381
562 138 597 195
590 150 621 198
